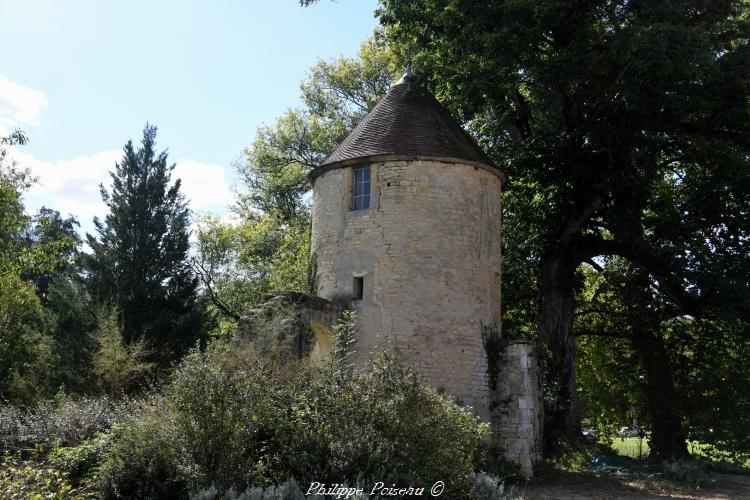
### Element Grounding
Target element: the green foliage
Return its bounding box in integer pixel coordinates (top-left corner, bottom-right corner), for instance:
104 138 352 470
0 454 75 500
85 124 204 364
42 274 98 394
93 307 152 398
240 110 338 221
686 442 750 473
576 258 750 462
0 393 136 451
576 334 639 440
280 352 484 495
194 212 312 324
97 339 482 496
192 215 260 321
300 32 402 130
0 132 42 400
378 0 750 440
575 264 642 438
51 432 111 487
98 415 195 499
167 345 278 489
22 207 81 303
1 132 92 402
667 317 750 463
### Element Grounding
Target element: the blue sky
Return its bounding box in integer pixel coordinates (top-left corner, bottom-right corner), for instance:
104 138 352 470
0 0 379 233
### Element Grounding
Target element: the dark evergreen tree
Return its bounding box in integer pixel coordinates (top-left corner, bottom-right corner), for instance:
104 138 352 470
86 124 204 364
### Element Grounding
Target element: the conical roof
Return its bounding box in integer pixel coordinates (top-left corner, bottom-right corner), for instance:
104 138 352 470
310 78 504 182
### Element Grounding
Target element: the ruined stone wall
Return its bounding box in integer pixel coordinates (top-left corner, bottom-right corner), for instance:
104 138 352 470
490 341 542 478
236 292 344 363
311 159 502 419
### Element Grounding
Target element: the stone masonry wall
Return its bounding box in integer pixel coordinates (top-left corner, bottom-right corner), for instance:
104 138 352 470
236 292 344 363
311 159 502 419
490 341 542 478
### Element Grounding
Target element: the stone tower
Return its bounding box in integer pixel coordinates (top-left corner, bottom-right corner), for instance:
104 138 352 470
309 74 505 420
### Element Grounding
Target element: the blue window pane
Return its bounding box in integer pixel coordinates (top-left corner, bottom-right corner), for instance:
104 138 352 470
353 166 371 210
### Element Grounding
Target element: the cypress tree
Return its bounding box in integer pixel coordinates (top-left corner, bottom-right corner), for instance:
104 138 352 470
86 124 203 363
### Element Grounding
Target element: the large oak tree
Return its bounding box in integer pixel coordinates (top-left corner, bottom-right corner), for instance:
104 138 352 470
376 0 750 454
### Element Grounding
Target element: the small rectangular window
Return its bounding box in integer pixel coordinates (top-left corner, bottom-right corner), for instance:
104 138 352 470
353 166 370 210
353 276 364 300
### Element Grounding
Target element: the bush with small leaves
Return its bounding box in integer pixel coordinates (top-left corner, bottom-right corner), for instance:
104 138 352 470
96 403 197 499
279 352 485 495
50 431 112 487
0 393 137 452
167 344 283 490
470 472 522 500
0 453 75 499
95 342 484 497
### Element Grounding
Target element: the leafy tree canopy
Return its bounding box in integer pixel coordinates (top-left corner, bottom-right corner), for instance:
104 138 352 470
377 0 750 444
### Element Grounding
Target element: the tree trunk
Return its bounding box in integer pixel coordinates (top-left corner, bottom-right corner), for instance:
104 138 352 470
634 330 690 462
537 253 582 447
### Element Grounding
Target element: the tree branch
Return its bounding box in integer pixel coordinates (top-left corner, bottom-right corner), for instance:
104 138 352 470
574 236 704 317
191 258 241 321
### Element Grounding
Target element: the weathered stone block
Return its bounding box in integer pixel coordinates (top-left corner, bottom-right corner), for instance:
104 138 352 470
236 291 344 362
489 341 542 478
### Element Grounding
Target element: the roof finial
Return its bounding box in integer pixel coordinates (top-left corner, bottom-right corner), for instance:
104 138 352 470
396 51 413 85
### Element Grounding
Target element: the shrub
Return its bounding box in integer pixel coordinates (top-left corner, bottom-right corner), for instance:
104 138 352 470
280 352 485 495
92 306 153 398
471 472 521 500
96 402 196 499
190 479 305 500
0 453 74 499
50 431 111 487
0 393 137 451
167 345 282 490
96 341 484 496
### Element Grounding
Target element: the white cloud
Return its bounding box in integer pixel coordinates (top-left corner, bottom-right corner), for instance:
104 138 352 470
0 74 47 135
14 150 231 233
173 159 232 210
1 74 231 236
18 149 120 226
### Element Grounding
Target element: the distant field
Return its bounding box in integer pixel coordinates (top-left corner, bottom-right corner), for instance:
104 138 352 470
611 437 649 460
610 438 750 471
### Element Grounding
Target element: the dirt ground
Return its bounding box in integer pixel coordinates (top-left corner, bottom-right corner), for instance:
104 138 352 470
520 470 750 499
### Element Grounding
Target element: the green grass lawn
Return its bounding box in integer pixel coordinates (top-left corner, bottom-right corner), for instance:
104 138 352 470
610 438 750 471
611 437 650 460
